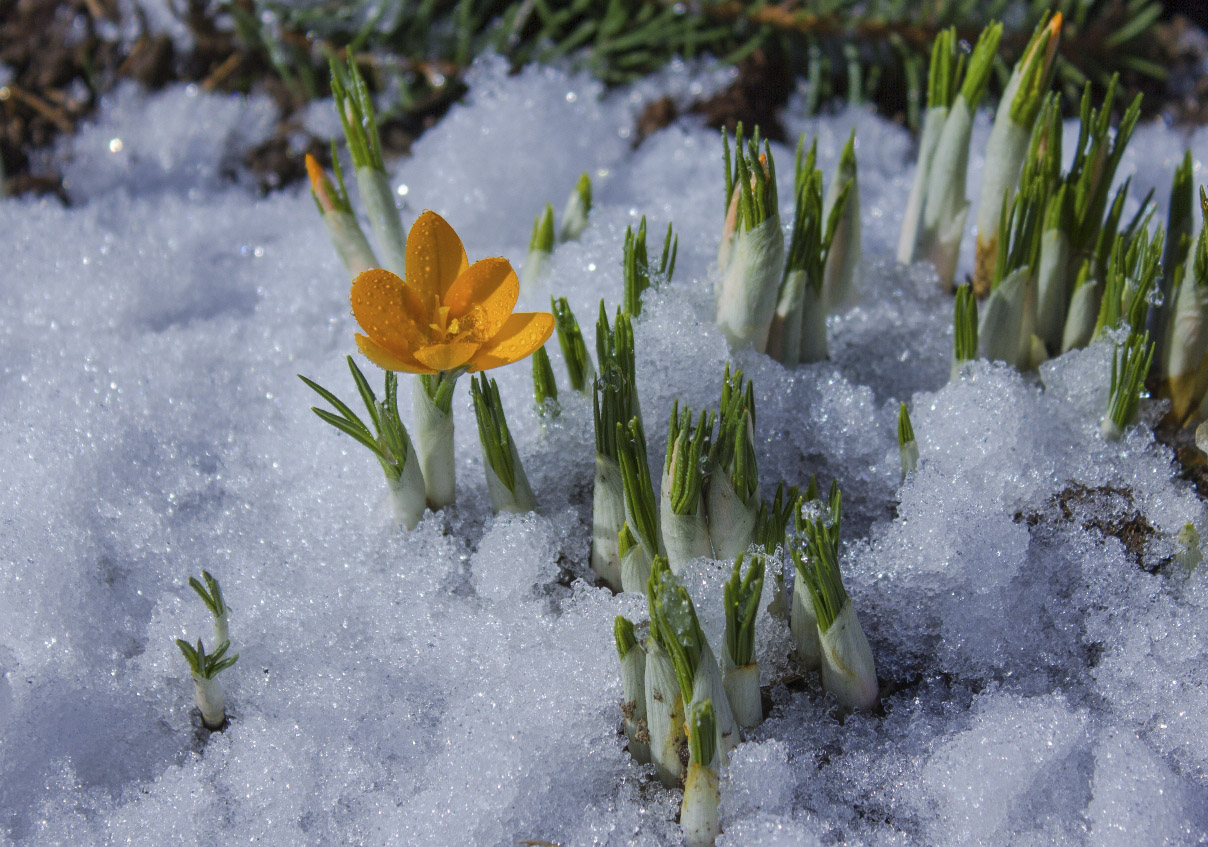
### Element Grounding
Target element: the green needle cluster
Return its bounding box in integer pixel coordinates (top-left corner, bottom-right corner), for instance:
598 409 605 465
175 638 238 681
724 553 765 668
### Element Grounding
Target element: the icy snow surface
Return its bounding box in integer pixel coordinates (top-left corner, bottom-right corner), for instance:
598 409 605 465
3 55 1208 845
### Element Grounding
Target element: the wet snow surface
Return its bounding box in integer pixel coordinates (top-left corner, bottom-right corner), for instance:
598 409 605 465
3 56 1208 845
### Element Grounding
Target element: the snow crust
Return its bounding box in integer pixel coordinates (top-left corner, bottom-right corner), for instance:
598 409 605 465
3 54 1208 845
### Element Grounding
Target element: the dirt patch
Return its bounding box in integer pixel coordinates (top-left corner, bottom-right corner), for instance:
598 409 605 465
1016 483 1159 570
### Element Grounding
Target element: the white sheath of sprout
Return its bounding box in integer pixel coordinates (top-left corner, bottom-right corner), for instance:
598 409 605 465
722 552 765 729
592 455 625 591
681 699 722 847
1035 222 1072 355
979 266 1033 370
306 153 378 277
898 102 947 265
615 616 650 765
1163 215 1208 426
1062 270 1101 354
644 635 686 788
414 374 457 509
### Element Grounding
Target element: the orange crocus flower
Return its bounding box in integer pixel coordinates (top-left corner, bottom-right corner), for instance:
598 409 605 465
351 211 554 374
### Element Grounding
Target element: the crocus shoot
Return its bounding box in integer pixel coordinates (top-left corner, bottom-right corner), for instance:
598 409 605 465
521 203 555 291
531 345 559 419
552 296 595 393
1102 329 1155 441
617 416 663 592
952 284 978 379
558 172 592 242
708 366 760 559
189 570 230 647
615 615 650 764
795 487 879 711
681 699 721 847
300 357 426 529
305 151 378 276
723 552 765 728
471 373 537 513
716 124 784 351
660 401 713 571
176 638 237 730
897 402 918 480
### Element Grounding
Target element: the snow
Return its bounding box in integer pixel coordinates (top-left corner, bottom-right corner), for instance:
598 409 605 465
3 53 1208 845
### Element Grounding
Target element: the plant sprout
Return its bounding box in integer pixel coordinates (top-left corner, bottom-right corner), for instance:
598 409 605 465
471 373 537 514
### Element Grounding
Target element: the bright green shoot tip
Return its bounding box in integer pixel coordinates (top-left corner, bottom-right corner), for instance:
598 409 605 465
175 638 238 680
530 204 555 252
617 416 660 553
471 373 519 493
793 487 848 632
954 285 978 365
532 346 559 417
329 57 384 172
665 401 713 516
897 402 915 448
623 217 678 317
1103 329 1155 441
551 297 594 393
755 482 798 553
188 570 227 620
724 552 765 668
300 357 417 483
615 615 638 659
960 22 1004 108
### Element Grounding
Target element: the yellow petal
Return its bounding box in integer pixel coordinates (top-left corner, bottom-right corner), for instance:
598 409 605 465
413 341 480 372
355 334 434 374
351 268 428 353
469 312 555 371
442 257 518 339
405 211 469 303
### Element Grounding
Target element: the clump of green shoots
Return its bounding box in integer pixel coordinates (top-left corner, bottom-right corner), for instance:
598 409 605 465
1102 329 1155 441
755 482 799 619
821 129 862 310
716 124 784 351
899 22 1003 290
552 297 595 394
897 403 918 480
708 366 760 560
522 203 556 291
623 216 678 317
660 401 713 571
559 172 592 242
768 135 850 365
790 481 839 671
794 486 878 710
299 357 426 529
471 373 537 514
722 552 765 728
176 571 237 731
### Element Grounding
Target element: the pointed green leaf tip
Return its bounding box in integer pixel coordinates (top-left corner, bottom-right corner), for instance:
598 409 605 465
471 373 518 492
959 22 1004 108
724 552 765 667
687 698 716 766
665 401 713 516
188 570 226 619
530 204 555 252
954 285 978 363
723 123 778 233
532 346 558 415
896 403 915 448
755 482 798 553
614 615 638 659
551 297 593 393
